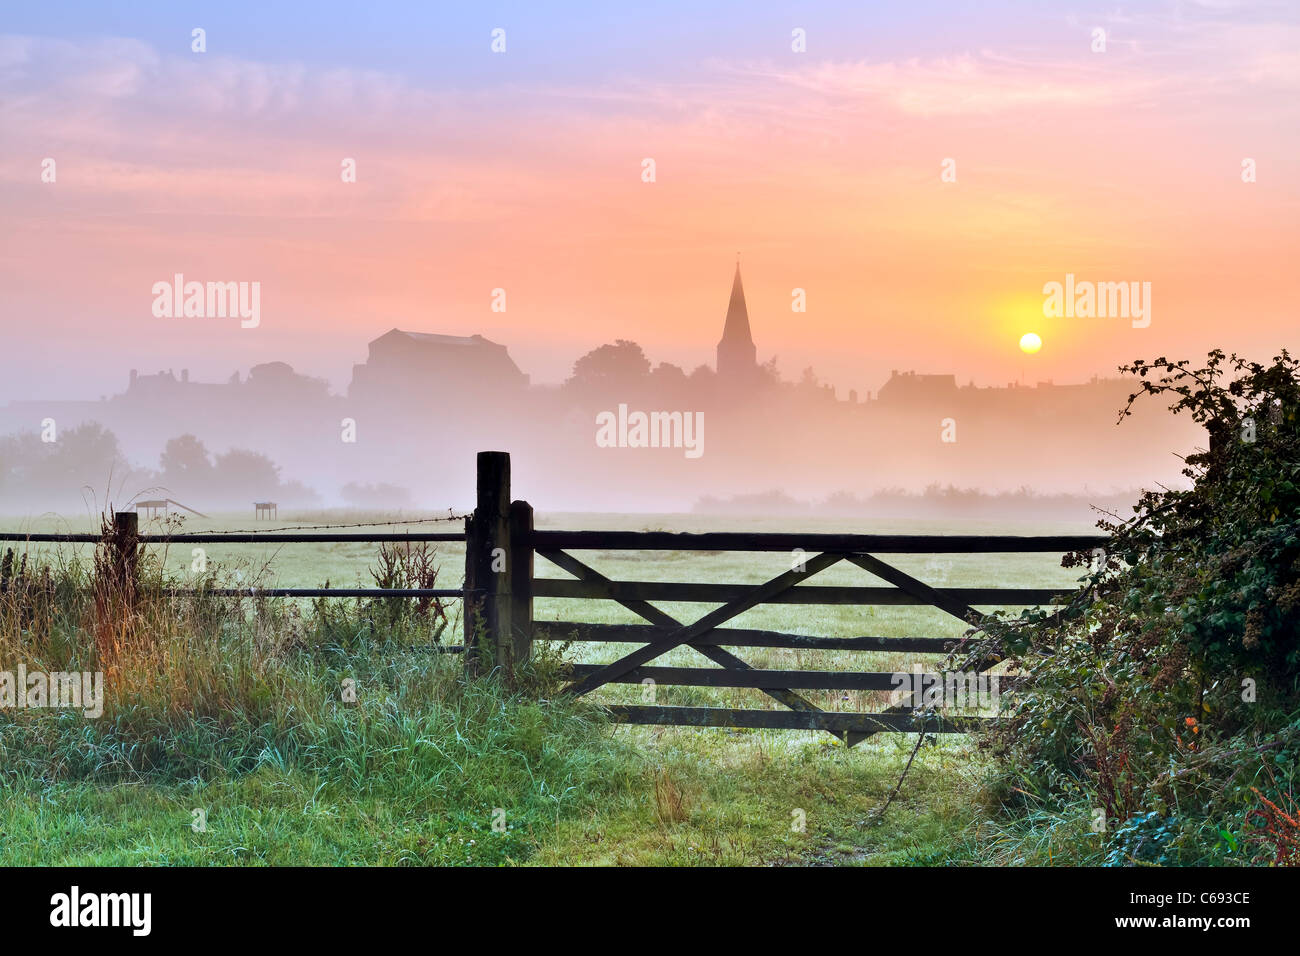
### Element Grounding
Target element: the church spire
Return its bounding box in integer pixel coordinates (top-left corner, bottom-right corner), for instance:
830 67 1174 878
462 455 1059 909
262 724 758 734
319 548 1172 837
717 260 757 380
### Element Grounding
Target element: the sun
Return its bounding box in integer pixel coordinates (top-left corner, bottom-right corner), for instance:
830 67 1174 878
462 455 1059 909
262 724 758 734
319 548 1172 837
1019 332 1043 354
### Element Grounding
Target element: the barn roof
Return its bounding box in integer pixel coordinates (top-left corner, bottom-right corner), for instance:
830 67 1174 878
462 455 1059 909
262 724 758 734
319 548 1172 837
378 329 498 348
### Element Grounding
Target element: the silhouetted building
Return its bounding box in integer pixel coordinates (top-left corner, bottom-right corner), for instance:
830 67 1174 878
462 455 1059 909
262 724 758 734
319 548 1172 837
716 263 757 383
348 329 528 402
244 361 330 400
118 363 326 405
876 370 958 404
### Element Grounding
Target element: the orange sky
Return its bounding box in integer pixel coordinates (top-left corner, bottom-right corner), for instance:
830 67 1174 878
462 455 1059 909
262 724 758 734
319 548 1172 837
2 7 1298 401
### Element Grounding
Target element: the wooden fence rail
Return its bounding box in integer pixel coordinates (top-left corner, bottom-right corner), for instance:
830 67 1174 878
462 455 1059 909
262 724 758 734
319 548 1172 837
531 530 1107 553
0 519 469 605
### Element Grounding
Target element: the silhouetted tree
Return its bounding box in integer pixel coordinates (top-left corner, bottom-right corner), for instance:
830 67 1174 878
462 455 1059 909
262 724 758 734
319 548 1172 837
650 362 688 385
0 422 137 509
566 340 650 389
649 361 689 400
213 449 280 499
44 423 124 488
159 434 213 487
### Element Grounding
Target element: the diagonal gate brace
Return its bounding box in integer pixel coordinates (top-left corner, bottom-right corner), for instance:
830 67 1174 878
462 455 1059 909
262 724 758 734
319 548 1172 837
844 552 1003 742
543 549 867 745
844 553 985 628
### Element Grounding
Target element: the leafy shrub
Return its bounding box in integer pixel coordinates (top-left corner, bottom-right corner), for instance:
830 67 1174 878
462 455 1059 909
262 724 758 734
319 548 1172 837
981 351 1300 865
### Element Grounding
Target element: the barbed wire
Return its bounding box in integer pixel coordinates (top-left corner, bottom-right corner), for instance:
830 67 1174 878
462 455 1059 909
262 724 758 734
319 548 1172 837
161 512 471 535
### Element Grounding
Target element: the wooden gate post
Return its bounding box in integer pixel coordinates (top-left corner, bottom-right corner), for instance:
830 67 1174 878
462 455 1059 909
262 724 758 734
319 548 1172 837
463 452 513 680
112 510 140 608
508 500 534 671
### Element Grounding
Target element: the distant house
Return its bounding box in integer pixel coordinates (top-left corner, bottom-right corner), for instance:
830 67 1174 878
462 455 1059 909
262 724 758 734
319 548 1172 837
348 329 529 401
875 370 960 404
117 363 327 404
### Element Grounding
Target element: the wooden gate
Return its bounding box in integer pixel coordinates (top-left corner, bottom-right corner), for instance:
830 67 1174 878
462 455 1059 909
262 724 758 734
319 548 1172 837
463 452 1105 742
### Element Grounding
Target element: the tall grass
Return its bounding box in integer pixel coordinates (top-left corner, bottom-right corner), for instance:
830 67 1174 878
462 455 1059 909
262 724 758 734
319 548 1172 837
0 522 635 860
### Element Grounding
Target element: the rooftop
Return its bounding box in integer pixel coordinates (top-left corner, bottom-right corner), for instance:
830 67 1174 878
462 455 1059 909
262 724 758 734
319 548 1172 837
384 329 495 347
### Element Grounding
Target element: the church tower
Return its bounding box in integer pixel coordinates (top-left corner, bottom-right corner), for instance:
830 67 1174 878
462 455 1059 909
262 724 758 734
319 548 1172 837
716 261 757 381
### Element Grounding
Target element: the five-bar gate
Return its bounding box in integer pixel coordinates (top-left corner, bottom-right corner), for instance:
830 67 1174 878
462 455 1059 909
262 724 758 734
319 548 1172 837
463 451 1105 743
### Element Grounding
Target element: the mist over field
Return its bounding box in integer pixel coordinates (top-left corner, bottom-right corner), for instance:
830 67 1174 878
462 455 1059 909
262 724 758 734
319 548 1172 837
0 308 1201 518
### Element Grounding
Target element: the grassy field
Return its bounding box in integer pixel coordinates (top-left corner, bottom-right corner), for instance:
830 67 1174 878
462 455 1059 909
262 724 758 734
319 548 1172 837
0 508 1096 865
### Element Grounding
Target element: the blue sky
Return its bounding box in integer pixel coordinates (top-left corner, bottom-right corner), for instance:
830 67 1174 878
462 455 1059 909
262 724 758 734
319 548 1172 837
2 1 1122 86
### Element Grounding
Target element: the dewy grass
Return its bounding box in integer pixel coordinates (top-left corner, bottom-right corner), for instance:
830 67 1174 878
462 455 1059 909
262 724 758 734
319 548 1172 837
0 530 645 864
0 511 1021 865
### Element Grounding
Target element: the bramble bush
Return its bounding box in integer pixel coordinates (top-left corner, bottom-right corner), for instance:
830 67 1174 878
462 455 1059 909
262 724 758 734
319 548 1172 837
982 350 1300 865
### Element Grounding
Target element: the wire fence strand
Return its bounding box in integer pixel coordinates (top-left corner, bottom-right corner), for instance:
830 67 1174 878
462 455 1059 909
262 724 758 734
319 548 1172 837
174 512 470 536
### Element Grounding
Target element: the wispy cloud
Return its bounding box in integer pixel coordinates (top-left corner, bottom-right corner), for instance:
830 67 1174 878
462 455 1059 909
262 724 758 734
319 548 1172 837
739 53 1159 117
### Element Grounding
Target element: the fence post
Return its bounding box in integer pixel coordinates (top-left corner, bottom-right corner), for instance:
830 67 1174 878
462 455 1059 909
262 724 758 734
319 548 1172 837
463 452 512 680
509 500 534 671
463 511 479 674
112 510 139 607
